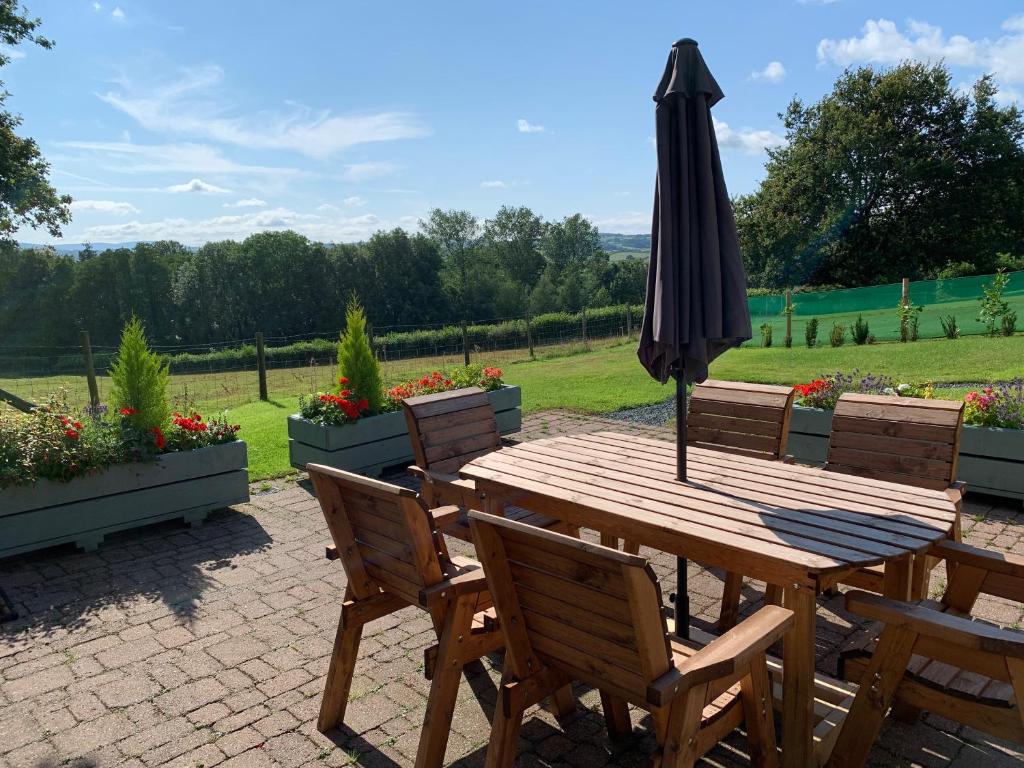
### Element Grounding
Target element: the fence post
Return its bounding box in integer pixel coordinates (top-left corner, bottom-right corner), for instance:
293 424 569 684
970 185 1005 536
900 278 910 342
581 307 588 346
785 289 793 348
626 304 633 339
525 312 535 359
80 330 100 408
255 332 268 401
461 320 470 366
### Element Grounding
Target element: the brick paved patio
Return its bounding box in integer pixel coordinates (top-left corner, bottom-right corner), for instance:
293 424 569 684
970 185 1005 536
1 410 1023 767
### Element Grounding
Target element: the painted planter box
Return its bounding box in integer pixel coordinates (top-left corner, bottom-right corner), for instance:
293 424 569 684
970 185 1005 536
0 441 249 558
788 405 1024 502
289 385 522 477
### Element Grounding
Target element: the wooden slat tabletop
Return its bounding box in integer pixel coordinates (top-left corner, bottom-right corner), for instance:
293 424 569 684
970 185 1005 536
460 431 958 589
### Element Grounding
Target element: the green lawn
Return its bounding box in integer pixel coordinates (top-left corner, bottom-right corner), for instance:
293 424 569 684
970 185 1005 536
235 334 1023 480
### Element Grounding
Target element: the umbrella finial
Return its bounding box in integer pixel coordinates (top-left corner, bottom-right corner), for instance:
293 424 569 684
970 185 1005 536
673 38 698 47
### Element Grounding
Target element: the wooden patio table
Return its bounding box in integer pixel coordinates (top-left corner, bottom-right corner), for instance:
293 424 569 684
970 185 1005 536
459 431 957 768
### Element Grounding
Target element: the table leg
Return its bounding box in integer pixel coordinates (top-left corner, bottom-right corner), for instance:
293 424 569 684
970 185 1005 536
672 556 689 640
882 554 913 602
781 584 816 768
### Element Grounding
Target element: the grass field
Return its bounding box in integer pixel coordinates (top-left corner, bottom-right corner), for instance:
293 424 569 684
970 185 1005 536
224 333 1022 481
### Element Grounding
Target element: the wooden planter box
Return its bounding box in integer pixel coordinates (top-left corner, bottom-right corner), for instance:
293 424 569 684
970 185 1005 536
289 385 522 477
0 441 249 558
788 406 1024 502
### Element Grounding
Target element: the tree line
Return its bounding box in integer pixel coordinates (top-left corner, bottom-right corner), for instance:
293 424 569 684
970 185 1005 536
0 209 649 347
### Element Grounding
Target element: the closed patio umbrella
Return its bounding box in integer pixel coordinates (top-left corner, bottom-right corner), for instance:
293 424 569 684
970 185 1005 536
638 38 752 636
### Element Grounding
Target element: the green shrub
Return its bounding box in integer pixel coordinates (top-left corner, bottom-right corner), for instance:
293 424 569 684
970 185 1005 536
829 323 845 347
852 315 870 345
1002 310 1018 336
109 317 169 431
940 315 960 339
804 318 819 348
759 323 773 348
978 269 1012 336
898 299 924 343
337 297 384 415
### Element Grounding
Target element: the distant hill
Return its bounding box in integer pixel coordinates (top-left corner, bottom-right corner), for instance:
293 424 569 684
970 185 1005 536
19 241 147 255
599 232 650 262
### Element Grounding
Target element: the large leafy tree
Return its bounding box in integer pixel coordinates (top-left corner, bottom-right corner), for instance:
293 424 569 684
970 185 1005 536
420 208 486 320
1 1 71 243
483 206 546 291
737 63 1024 288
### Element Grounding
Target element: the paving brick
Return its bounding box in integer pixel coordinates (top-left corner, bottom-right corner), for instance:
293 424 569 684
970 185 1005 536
216 726 265 757
155 677 229 716
53 711 133 757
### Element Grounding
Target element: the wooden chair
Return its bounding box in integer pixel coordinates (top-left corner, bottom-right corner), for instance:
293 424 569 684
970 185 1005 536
402 386 564 540
825 393 966 599
309 464 506 768
686 380 797 632
829 540 1024 767
468 509 794 768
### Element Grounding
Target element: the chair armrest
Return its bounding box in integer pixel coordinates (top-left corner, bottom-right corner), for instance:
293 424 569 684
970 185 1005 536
946 481 967 506
781 454 795 465
930 540 1024 579
325 544 339 560
845 590 1024 659
407 464 428 480
418 569 489 610
647 605 794 707
430 505 462 529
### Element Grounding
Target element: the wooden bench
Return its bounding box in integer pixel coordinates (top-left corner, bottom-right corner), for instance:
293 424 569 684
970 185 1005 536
402 386 563 540
825 393 965 598
467 509 794 768
830 540 1024 767
686 380 797 631
308 464 507 768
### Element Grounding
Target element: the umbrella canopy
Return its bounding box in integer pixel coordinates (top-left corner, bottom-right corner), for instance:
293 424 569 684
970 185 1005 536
638 38 751 387
638 38 752 480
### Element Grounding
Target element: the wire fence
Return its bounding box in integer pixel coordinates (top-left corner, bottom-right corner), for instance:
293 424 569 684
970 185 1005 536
2 269 1021 413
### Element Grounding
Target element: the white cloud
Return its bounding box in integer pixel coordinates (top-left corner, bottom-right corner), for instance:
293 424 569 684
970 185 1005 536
798 0 839 5
97 66 429 159
71 200 139 216
80 207 386 245
316 203 340 213
817 17 1024 86
223 197 267 208
164 178 232 194
57 140 302 176
712 117 785 153
480 180 507 188
92 2 102 10
0 46 26 61
751 61 787 83
585 212 649 234
342 161 399 182
111 6 125 20
343 196 366 208
517 118 546 134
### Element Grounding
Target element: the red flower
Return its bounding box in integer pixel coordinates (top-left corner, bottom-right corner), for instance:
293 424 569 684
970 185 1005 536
120 408 138 416
151 426 166 450
340 389 352 397
339 376 349 385
73 421 83 430
357 399 369 411
483 367 503 379
64 429 80 440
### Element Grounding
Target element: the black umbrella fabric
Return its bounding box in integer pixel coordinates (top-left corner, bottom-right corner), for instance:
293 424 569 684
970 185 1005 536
638 38 752 481
638 39 753 640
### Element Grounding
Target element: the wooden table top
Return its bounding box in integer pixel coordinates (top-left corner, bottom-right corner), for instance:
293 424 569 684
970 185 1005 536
460 431 958 588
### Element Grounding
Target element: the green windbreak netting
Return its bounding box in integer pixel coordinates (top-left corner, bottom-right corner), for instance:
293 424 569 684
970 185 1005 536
747 271 1024 344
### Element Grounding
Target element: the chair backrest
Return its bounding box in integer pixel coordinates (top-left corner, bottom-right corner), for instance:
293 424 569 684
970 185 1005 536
468 510 673 706
687 380 796 460
308 464 445 604
402 387 502 476
826 393 964 491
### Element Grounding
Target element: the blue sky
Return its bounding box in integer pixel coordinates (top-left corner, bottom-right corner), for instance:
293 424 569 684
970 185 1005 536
6 0 1024 245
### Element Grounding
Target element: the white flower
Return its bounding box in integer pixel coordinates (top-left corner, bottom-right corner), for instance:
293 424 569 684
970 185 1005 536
882 387 897 396
897 383 911 392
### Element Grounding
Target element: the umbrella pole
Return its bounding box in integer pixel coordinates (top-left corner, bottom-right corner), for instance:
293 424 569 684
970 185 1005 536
674 368 690 639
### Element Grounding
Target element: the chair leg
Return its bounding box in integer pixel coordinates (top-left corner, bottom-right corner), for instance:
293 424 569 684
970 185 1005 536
825 625 917 768
486 670 528 768
718 571 743 632
660 683 709 768
415 594 477 768
600 689 632 740
622 540 641 555
739 655 779 768
317 611 363 732
545 684 577 719
764 584 783 607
